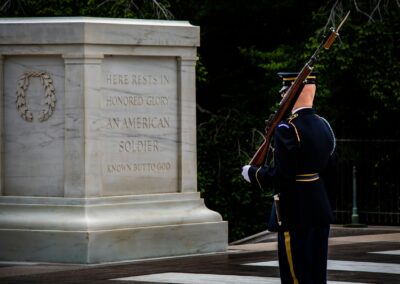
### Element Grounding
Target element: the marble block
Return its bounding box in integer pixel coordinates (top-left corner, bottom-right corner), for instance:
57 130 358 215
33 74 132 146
0 17 227 263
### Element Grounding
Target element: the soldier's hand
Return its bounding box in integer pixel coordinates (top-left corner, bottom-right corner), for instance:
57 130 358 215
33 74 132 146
241 165 251 183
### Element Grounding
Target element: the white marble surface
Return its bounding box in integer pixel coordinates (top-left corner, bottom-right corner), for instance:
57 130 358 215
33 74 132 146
0 17 200 46
245 260 400 275
114 273 282 284
0 221 227 263
112 272 366 284
0 196 222 231
3 56 65 196
0 17 200 197
0 17 227 263
99 56 179 195
369 250 400 255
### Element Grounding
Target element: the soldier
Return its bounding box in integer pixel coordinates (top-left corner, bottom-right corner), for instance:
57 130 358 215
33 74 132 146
242 72 337 283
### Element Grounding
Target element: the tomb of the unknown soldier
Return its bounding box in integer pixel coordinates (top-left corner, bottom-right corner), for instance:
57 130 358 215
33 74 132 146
0 17 228 264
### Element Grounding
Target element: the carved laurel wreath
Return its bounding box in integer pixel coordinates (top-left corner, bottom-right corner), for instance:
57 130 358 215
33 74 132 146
16 71 56 122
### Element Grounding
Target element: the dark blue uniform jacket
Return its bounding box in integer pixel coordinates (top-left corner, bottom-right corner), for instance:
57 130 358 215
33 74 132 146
249 108 336 230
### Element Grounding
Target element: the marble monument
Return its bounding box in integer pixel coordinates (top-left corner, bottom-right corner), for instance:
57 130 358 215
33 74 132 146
0 17 227 263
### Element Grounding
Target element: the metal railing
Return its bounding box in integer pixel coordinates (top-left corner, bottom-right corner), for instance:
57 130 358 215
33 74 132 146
332 139 400 225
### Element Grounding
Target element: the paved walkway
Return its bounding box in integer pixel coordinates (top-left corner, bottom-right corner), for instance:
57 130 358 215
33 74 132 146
1 226 399 283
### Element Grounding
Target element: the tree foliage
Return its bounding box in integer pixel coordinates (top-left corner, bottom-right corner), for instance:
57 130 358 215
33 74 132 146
1 0 399 241
188 0 400 240
0 0 173 19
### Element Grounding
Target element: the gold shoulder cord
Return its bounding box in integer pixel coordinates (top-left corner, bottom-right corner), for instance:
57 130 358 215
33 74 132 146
288 113 298 122
287 113 300 143
255 167 263 189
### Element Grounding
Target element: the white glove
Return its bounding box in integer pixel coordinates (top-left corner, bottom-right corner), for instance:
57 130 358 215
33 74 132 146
242 165 251 183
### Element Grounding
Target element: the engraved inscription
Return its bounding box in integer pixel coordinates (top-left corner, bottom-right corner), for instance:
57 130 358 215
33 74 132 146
100 56 178 194
105 116 170 129
104 95 168 108
119 140 159 153
106 162 172 174
106 95 144 107
105 73 170 86
146 96 168 106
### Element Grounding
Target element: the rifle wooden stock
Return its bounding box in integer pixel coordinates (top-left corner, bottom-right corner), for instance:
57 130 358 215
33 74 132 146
249 135 271 166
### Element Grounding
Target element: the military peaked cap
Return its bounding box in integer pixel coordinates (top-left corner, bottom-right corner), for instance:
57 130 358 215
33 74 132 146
278 71 319 93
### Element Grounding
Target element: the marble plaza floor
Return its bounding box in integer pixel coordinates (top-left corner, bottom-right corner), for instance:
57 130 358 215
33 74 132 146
1 225 399 284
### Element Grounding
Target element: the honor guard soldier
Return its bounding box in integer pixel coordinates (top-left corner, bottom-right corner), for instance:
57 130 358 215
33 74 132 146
242 72 337 284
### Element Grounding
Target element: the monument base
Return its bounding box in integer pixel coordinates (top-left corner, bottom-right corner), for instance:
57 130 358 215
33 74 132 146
0 17 226 264
0 193 227 264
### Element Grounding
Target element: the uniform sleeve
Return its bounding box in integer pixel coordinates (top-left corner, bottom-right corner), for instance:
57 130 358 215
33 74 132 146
319 116 338 179
248 122 300 190
321 147 339 201
319 116 339 202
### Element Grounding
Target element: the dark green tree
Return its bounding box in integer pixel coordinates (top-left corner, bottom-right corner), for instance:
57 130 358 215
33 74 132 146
186 0 400 240
1 0 398 241
0 0 174 18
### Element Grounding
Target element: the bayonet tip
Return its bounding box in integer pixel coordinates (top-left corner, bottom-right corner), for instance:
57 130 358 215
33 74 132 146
336 10 351 33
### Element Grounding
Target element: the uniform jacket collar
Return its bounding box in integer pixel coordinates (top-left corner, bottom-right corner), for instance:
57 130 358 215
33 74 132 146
292 107 315 116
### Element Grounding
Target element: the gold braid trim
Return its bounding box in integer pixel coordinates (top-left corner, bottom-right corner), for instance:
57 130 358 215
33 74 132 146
287 113 300 143
288 121 300 143
284 231 299 284
255 167 263 189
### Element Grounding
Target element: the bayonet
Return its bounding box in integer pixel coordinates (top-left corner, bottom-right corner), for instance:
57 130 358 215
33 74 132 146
336 10 351 33
323 10 351 50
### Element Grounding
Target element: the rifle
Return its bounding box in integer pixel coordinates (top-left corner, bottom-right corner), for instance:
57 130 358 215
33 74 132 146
249 11 350 166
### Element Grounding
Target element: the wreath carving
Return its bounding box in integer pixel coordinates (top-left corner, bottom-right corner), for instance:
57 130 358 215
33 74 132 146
16 71 56 122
